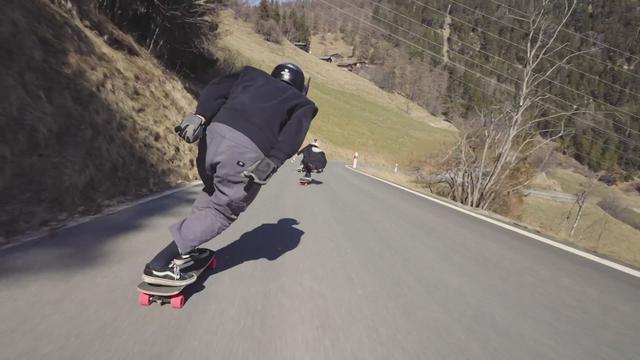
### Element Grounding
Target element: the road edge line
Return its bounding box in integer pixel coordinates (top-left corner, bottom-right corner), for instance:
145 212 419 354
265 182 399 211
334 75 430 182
345 165 640 278
0 181 203 251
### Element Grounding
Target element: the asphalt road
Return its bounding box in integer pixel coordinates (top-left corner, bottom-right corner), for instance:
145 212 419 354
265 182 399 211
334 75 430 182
1 162 638 360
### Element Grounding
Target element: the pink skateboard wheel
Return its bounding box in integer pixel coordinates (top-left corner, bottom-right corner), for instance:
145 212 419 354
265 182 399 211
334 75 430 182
138 293 152 306
170 295 185 309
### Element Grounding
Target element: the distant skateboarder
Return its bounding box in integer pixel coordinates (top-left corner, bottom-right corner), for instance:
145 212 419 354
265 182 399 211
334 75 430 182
142 64 318 286
297 139 327 178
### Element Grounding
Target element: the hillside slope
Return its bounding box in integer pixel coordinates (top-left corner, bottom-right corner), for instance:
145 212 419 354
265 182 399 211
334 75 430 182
0 0 198 239
214 10 457 165
0 4 457 240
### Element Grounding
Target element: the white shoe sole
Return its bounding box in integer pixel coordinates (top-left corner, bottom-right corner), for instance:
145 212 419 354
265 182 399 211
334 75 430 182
173 250 212 267
141 273 197 287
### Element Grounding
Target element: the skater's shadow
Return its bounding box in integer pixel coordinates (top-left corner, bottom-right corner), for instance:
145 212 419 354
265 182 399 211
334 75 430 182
183 218 303 301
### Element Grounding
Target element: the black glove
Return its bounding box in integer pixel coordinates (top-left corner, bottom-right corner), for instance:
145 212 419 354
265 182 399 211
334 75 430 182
174 114 205 143
242 157 280 185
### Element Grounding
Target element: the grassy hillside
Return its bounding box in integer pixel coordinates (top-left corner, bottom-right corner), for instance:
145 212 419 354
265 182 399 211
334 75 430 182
0 0 199 239
215 11 457 166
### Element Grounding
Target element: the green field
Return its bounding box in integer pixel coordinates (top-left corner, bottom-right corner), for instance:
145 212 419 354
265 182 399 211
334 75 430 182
308 81 456 165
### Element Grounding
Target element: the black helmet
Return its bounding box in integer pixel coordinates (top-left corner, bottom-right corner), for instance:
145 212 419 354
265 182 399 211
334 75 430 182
271 63 305 93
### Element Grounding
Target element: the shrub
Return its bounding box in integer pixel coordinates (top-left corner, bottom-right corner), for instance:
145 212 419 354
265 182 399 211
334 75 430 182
256 19 282 43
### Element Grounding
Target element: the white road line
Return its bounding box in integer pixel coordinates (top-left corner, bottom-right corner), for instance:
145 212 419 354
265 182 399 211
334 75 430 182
0 181 202 251
345 165 640 278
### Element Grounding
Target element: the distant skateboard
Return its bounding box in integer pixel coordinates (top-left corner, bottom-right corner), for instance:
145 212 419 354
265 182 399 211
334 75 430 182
137 249 216 309
299 176 311 186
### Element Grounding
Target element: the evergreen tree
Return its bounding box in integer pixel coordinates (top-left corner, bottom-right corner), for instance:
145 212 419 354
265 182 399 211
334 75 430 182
269 0 281 24
589 140 603 171
258 0 270 21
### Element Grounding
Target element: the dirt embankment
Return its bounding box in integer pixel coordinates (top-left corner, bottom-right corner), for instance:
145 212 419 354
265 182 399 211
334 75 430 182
0 0 200 240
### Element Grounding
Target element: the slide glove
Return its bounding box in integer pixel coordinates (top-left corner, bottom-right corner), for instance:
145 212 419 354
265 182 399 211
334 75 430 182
175 114 205 143
243 157 280 185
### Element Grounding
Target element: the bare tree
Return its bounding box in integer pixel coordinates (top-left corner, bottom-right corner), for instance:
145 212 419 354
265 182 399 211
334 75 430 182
431 0 587 210
569 190 588 238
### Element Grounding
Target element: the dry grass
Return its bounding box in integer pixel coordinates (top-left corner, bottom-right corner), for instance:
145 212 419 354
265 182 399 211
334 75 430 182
546 169 640 209
309 33 353 57
518 197 640 267
528 172 563 192
0 0 198 238
488 166 640 267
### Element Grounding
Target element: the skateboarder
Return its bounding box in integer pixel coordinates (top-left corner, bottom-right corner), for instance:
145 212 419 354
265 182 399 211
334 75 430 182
142 63 318 286
297 139 327 178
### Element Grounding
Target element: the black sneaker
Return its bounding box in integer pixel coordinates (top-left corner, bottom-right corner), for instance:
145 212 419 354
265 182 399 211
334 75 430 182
173 248 212 267
142 262 197 286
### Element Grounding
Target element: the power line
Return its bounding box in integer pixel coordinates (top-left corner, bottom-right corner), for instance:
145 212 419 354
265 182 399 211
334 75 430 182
367 0 640 107
433 74 640 163
363 0 640 135
337 0 524 85
409 0 640 89
443 0 640 99
438 58 640 159
538 80 640 137
320 0 516 93
579 134 640 161
364 0 524 74
456 0 634 87
443 0 640 82
576 134 640 165
447 68 640 153
369 0 640 104
408 0 527 51
317 0 640 149
385 44 640 159
416 70 640 163
344 1 640 149
416 0 640 124
361 0 640 135
489 0 640 64
448 0 529 34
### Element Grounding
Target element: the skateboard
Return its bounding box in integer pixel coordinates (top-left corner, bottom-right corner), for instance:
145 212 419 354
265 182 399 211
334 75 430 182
137 249 216 309
299 177 312 186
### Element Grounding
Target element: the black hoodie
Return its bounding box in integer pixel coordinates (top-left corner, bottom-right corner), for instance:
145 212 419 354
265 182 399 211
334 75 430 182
194 66 318 165
297 144 327 170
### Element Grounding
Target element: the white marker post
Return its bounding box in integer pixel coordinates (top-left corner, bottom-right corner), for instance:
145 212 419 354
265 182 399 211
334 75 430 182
394 163 398 173
352 152 359 169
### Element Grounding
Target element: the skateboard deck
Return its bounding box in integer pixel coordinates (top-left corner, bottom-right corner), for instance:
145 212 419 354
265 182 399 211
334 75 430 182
137 249 216 309
299 177 311 186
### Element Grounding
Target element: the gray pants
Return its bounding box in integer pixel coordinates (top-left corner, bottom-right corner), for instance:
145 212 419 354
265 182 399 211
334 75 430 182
170 123 264 253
